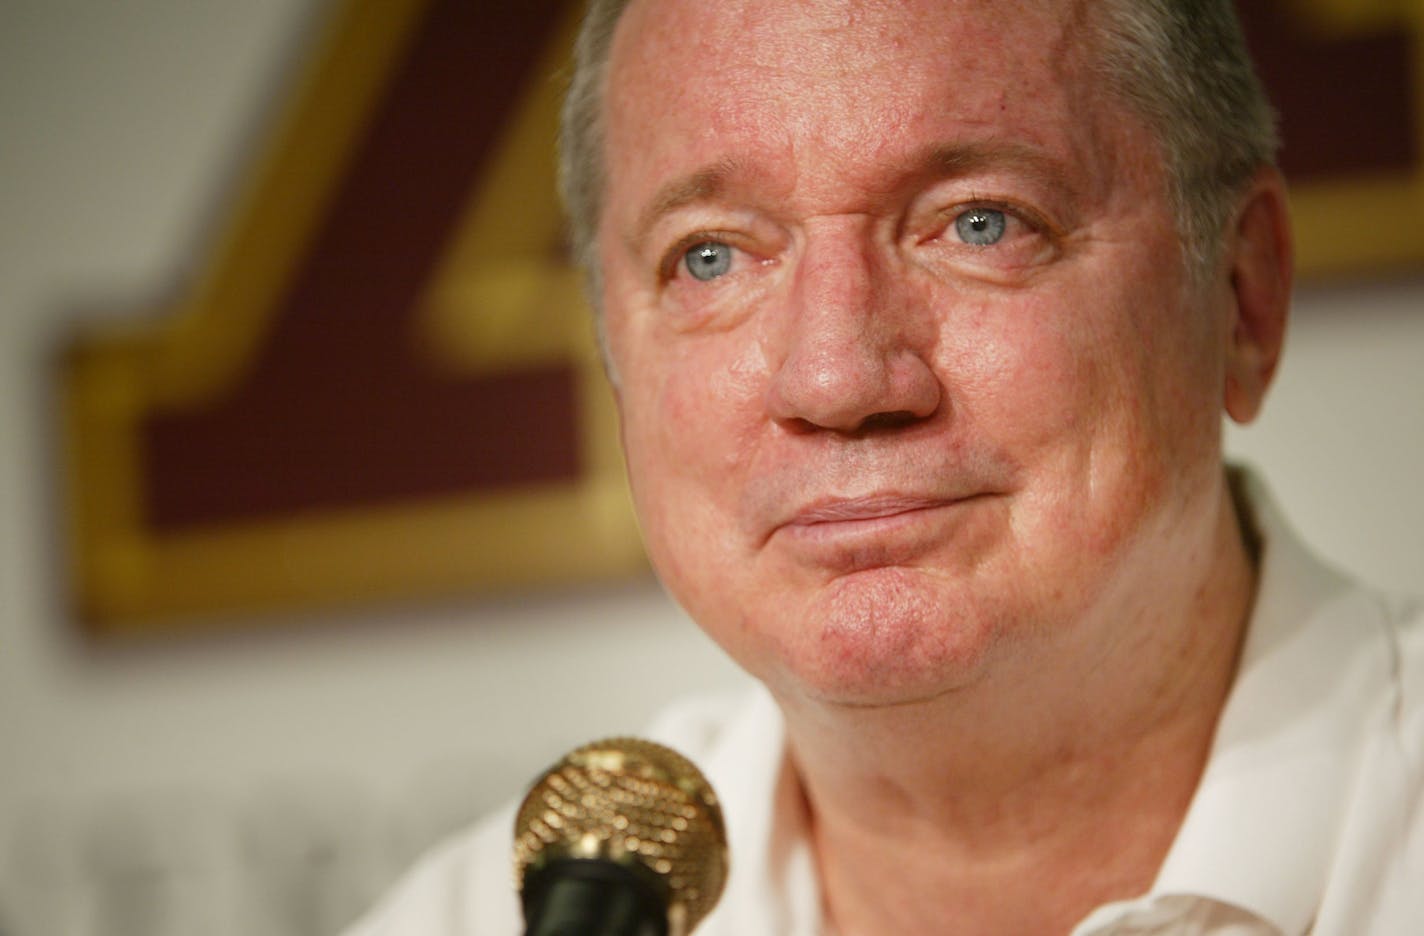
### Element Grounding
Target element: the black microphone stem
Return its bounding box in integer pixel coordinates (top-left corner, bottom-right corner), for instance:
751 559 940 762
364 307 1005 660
523 858 668 936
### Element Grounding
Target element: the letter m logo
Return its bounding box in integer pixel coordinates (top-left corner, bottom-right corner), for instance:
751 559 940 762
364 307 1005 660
60 0 643 635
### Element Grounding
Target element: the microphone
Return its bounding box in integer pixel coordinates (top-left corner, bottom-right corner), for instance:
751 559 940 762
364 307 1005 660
513 738 729 936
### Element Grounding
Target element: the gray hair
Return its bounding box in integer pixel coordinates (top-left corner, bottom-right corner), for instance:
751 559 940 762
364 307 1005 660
559 0 1279 296
1093 0 1280 276
559 0 627 287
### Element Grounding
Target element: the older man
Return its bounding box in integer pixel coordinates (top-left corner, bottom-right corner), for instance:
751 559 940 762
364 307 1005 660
349 0 1423 933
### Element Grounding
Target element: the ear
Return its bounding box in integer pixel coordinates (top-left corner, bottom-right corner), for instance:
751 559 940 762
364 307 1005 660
1222 166 1292 425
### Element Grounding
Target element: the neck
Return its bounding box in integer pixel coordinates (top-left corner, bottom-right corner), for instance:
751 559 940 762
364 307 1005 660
774 480 1258 935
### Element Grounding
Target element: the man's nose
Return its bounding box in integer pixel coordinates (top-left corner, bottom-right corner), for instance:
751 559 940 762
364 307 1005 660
765 231 942 434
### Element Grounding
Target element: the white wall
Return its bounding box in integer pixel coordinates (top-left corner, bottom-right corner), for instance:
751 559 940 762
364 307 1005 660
1225 280 1424 593
0 1 1420 933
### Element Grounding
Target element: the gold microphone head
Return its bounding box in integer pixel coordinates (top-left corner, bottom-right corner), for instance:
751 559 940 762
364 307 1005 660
513 737 729 936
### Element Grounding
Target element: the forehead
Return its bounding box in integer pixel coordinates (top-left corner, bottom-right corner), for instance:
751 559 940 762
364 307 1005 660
601 0 1132 207
612 0 1091 82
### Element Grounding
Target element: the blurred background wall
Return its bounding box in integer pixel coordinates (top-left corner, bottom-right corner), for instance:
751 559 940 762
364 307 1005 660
0 3 748 933
0 1 1419 935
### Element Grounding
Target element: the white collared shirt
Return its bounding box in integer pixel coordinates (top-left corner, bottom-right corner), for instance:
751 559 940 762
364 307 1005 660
346 473 1424 935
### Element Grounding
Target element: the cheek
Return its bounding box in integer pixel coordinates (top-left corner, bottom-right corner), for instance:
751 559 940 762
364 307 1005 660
616 331 771 558
603 247 778 574
647 336 769 469
940 292 1101 452
617 342 777 639
942 283 1198 555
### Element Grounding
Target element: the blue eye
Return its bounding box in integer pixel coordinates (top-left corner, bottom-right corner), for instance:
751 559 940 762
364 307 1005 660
684 241 733 280
955 208 1006 246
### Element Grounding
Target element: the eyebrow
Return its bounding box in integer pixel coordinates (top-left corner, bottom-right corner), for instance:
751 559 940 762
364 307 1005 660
921 141 1078 208
628 159 741 254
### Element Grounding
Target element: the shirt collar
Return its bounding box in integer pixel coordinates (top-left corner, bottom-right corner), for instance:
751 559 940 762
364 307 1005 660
697 685 825 936
1149 468 1385 935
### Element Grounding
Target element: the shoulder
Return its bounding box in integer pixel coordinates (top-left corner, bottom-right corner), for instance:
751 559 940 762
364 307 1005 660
1310 590 1424 932
340 685 770 936
342 804 520 936
1385 594 1424 751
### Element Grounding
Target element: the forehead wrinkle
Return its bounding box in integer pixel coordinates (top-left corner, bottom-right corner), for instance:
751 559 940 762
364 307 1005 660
610 0 1122 252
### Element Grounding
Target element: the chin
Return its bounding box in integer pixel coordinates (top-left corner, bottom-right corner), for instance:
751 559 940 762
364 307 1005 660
761 565 1005 708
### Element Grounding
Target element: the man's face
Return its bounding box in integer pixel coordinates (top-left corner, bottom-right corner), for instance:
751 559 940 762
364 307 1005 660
598 0 1235 706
